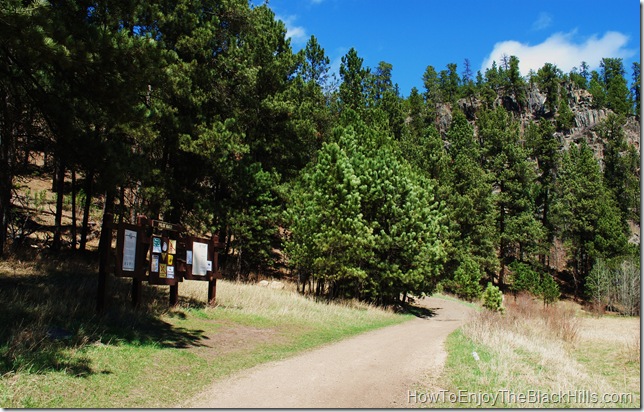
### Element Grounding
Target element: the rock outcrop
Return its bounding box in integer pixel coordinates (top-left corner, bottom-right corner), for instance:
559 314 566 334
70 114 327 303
448 83 640 165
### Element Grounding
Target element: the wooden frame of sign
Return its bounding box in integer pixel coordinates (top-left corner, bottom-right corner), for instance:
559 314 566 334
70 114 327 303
114 222 148 279
148 234 183 286
98 215 225 312
183 236 222 281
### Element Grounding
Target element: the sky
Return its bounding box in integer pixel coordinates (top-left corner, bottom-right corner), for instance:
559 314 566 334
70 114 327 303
261 0 641 96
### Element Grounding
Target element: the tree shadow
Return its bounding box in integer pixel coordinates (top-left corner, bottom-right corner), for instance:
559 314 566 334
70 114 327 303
400 302 438 319
0 252 210 377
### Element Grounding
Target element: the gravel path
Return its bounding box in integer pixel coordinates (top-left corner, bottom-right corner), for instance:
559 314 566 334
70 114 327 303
181 296 474 408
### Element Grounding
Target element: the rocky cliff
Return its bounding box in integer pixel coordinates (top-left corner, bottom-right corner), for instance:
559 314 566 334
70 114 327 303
449 83 641 163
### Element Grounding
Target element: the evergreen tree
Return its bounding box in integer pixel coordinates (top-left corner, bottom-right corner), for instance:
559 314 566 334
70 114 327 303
525 119 561 264
600 58 632 116
444 110 498 279
556 96 575 132
405 87 427 138
588 70 607 109
598 113 640 225
286 115 448 302
507 55 527 111
445 256 483 301
569 66 587 90
422 65 440 120
536 63 562 113
631 62 640 118
478 107 544 286
299 35 330 86
552 141 628 294
439 63 460 105
339 48 369 111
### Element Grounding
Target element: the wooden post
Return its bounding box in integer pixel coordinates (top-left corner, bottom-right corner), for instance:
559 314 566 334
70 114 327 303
132 278 142 308
97 212 114 313
208 280 217 306
169 284 179 307
208 234 220 306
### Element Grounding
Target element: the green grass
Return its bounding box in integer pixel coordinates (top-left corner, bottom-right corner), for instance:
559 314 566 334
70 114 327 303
0 255 410 408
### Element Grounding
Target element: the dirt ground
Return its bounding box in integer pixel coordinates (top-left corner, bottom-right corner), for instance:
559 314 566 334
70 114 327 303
180 296 474 408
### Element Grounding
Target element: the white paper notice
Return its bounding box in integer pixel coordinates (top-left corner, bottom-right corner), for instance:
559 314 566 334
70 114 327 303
207 261 212 271
151 254 159 272
186 250 193 265
122 229 137 271
167 265 175 279
192 242 208 276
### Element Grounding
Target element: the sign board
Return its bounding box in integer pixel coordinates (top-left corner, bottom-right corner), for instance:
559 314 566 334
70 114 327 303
114 223 147 278
148 235 182 286
182 236 223 281
110 218 223 308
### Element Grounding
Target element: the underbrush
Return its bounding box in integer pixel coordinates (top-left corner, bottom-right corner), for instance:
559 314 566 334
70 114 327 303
0 253 408 408
429 293 640 408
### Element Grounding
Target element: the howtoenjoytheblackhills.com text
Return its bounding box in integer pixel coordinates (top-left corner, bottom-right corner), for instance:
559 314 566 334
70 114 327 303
408 389 636 406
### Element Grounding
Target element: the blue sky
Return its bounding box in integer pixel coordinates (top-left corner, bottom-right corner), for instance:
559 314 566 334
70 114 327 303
262 0 641 96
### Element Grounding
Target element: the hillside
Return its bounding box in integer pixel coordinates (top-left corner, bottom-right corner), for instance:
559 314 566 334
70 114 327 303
1 1 640 310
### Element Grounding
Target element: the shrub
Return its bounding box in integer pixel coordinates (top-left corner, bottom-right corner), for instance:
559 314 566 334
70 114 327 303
481 282 504 312
509 261 540 295
448 256 483 301
540 274 560 305
586 257 640 315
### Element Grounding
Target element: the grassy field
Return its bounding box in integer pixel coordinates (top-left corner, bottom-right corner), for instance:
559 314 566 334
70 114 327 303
417 293 640 408
0 254 410 408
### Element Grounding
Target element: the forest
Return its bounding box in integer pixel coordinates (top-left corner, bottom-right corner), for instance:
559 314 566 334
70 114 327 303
0 0 640 310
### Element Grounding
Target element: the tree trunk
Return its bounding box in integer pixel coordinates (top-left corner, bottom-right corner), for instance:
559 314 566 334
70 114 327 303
118 185 125 225
79 170 94 251
52 158 66 251
98 190 116 254
0 92 15 258
71 169 77 250
498 203 507 287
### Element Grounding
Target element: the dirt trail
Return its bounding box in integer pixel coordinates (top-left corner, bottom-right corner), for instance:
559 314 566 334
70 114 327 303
181 296 474 408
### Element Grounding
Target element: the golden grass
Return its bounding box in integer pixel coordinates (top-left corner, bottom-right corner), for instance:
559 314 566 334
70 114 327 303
429 294 640 408
178 279 399 325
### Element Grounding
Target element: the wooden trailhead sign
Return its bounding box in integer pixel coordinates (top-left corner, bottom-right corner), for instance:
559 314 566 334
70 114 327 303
97 214 223 312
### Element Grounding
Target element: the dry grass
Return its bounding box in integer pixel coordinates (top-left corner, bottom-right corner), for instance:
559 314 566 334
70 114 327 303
432 293 640 408
178 279 399 326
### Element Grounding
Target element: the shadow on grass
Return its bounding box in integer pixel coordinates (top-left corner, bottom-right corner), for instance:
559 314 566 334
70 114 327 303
0 249 209 377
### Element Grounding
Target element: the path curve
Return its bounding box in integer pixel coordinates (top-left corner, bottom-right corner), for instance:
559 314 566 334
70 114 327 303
181 296 473 408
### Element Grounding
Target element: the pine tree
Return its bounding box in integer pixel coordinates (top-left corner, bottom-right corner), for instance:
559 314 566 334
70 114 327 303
631 62 640 118
552 141 628 294
536 63 562 113
600 58 632 116
598 113 640 225
525 119 561 266
286 115 448 302
422 65 440 121
478 107 544 286
444 110 498 280
339 48 369 111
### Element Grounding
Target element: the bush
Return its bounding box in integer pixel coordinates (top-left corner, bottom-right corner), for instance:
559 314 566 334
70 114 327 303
509 261 560 305
448 256 483 301
586 257 640 315
481 282 504 312
509 261 540 295
540 274 560 305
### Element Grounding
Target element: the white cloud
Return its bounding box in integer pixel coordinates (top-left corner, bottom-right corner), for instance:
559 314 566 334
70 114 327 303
278 15 307 45
531 12 552 31
481 31 635 75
